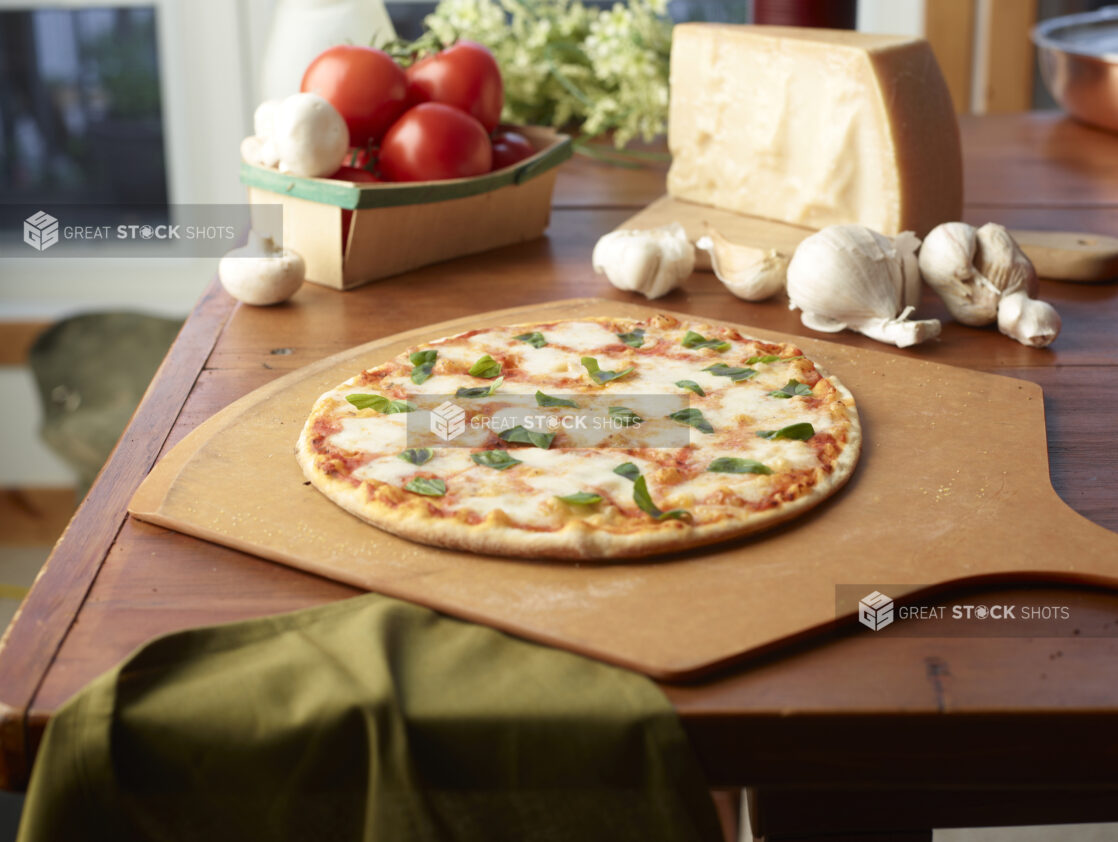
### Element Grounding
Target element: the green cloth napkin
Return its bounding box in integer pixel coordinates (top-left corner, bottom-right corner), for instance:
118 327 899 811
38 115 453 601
18 593 722 842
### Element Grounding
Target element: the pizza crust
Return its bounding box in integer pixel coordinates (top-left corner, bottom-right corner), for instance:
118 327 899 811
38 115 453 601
296 316 862 561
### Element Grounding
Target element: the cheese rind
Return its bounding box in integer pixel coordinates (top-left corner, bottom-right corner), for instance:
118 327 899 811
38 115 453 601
666 23 963 237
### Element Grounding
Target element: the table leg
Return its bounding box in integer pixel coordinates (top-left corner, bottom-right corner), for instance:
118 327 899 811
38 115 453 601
712 788 742 842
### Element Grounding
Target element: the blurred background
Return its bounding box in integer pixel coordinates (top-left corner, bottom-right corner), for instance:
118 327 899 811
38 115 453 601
0 0 1115 837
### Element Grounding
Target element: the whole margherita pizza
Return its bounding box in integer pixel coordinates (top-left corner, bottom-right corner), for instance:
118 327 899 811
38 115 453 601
297 314 861 559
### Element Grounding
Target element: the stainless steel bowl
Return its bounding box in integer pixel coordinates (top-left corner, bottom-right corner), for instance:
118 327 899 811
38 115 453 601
1033 5 1118 133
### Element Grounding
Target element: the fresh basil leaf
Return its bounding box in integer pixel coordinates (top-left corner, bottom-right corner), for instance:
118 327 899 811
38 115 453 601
471 450 522 470
455 376 504 399
346 393 389 412
704 364 757 382
514 331 547 348
632 475 690 521
346 394 415 414
409 350 438 384
608 406 643 426
668 407 714 434
499 424 555 449
681 330 730 352
405 477 445 496
556 491 602 505
399 448 433 466
617 328 645 348
614 462 641 481
707 457 773 475
757 422 816 441
676 379 705 396
468 354 502 379
536 390 578 408
769 379 813 399
582 356 635 385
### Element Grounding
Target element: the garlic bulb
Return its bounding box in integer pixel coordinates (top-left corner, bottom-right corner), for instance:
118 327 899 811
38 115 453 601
787 225 941 348
919 222 1060 347
695 229 788 301
592 223 695 299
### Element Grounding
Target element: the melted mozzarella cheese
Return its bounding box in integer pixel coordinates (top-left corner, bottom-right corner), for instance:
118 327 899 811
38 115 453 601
316 319 852 529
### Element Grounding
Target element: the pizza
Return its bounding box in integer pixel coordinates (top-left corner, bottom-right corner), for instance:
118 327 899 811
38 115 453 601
296 314 861 559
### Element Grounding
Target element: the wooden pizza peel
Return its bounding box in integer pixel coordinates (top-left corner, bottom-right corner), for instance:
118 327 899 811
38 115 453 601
130 297 1118 680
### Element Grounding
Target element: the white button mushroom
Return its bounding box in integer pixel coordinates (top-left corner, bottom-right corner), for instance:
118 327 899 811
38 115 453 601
218 232 306 306
239 94 348 178
272 93 349 178
240 100 282 169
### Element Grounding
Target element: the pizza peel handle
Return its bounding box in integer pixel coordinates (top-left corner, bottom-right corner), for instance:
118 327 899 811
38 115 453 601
1007 229 1118 282
130 298 1118 680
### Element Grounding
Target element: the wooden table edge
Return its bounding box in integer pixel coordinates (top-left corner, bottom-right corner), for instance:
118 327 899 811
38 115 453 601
0 279 237 790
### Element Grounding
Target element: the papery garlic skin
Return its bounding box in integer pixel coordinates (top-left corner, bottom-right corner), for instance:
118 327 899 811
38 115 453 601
787 224 941 348
919 221 1060 347
695 230 788 301
918 222 997 325
997 290 1061 348
592 223 695 299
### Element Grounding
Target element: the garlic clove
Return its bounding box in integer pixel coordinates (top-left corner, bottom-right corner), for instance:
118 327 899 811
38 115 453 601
857 307 943 348
695 229 788 301
919 222 1000 326
997 290 1061 348
921 221 1061 346
592 223 695 300
975 223 1038 298
787 224 940 348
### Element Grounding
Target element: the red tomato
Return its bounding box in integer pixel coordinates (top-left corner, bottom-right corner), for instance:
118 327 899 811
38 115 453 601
405 40 503 133
378 103 492 182
490 130 535 171
328 166 381 182
301 45 407 146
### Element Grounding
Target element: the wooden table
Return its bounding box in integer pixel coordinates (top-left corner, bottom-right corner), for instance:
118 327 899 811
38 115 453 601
3 113 1118 841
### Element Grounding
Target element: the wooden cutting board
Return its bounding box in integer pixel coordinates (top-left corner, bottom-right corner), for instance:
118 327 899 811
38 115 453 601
623 195 1118 281
130 298 1118 680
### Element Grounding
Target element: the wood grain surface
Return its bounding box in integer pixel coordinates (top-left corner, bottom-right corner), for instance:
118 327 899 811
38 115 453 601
2 114 1118 834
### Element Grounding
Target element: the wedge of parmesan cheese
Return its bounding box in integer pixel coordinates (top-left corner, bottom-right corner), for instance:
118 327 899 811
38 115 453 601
666 24 963 237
